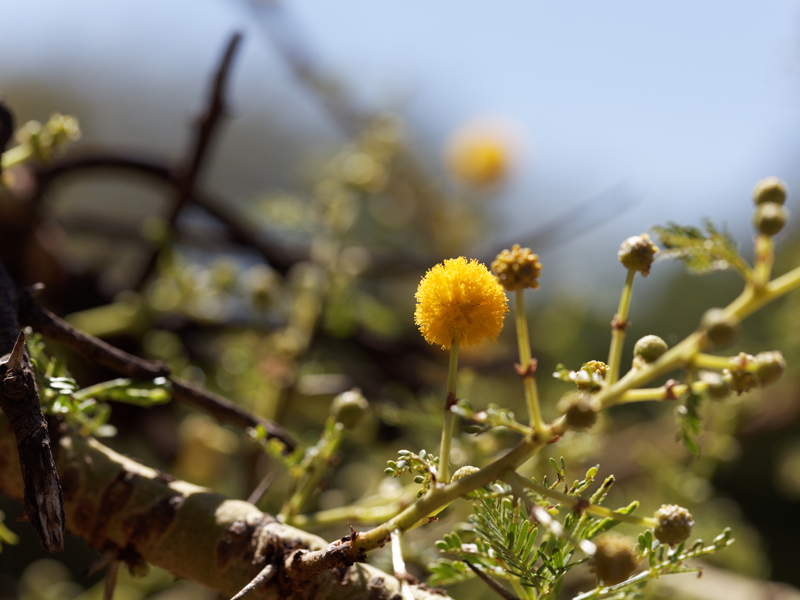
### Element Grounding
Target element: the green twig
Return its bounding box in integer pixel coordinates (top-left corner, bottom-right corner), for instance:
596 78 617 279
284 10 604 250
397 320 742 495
439 335 460 484
515 289 544 434
606 269 636 386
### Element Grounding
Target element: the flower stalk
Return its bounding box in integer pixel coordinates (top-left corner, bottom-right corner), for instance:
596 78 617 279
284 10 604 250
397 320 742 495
515 289 544 434
439 335 460 484
606 268 636 386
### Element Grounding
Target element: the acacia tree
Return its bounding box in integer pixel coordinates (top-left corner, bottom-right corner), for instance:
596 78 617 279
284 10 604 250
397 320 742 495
0 34 798 600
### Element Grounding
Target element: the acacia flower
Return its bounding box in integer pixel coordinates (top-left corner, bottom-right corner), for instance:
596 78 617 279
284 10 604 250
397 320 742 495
415 257 508 349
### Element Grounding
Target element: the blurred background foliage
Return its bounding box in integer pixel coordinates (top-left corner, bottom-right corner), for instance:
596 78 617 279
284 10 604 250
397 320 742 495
2 2 800 600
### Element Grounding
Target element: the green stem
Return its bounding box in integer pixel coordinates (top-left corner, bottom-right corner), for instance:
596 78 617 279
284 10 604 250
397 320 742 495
753 234 774 290
693 353 737 371
439 336 460 484
0 145 33 170
515 289 544 434
506 472 657 528
606 269 637 386
284 420 344 518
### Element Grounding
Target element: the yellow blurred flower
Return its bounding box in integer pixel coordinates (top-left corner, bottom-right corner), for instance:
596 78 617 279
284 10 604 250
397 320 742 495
415 257 508 349
445 120 517 187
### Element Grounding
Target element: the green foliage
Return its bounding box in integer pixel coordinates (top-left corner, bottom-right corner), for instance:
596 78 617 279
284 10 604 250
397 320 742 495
652 220 750 278
676 387 704 456
385 449 438 497
26 332 171 437
452 400 530 435
430 460 732 600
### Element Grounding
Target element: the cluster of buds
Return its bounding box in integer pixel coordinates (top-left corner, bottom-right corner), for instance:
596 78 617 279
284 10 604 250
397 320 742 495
491 244 542 291
752 176 789 236
617 234 659 276
722 351 787 395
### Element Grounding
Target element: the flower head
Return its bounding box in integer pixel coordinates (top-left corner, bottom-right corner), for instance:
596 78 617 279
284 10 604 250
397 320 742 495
617 234 659 276
415 257 508 349
491 245 542 291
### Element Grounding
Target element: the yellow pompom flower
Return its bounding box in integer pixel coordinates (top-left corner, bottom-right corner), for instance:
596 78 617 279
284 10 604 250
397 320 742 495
415 257 508 349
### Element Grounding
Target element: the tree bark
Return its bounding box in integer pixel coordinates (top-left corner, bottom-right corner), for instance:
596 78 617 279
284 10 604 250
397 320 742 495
0 415 450 600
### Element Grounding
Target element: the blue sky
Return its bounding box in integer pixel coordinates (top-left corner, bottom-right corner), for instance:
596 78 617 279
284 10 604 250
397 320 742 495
2 0 800 289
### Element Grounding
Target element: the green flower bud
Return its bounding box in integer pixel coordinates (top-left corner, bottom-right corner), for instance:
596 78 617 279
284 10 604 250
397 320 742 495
700 371 730 400
331 389 369 429
653 504 694 546
752 176 787 206
618 234 659 277
701 308 739 349
557 392 598 431
633 335 668 363
724 354 757 395
593 533 638 585
753 351 786 386
753 202 788 236
491 244 543 291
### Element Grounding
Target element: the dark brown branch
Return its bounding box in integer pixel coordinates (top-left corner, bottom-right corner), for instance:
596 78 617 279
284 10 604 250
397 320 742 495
19 301 297 451
35 151 302 275
134 32 244 289
0 99 14 175
0 265 64 552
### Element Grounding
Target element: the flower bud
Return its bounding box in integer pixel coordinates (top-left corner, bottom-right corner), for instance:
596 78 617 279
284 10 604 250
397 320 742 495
753 351 786 386
753 202 788 237
593 533 638 585
492 245 542 291
701 308 739 349
700 371 730 400
724 354 757 395
633 335 668 363
617 234 659 277
557 392 597 431
331 389 369 429
653 504 694 546
752 176 787 206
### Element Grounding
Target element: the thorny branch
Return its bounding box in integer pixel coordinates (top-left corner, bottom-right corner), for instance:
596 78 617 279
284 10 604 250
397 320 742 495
18 297 297 450
134 32 243 289
0 263 64 552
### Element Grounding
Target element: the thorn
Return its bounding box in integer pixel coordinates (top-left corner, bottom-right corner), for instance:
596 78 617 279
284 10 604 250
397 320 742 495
25 282 46 297
7 331 25 371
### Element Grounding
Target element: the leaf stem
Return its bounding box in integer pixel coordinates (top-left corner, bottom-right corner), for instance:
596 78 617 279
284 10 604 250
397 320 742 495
439 335 460 484
515 289 544 434
284 419 344 518
506 471 657 528
606 269 636 386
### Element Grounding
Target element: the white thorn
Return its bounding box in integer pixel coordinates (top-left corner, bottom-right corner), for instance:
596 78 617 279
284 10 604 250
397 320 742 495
7 331 25 371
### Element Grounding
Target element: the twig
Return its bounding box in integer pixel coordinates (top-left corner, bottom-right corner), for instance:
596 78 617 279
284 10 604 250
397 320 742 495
0 265 64 552
465 562 521 600
19 296 297 451
35 151 302 275
134 32 244 289
247 473 276 506
228 565 276 600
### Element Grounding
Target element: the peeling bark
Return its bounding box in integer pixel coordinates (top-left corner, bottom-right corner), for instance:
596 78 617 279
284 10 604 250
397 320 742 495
0 416 451 600
0 265 64 552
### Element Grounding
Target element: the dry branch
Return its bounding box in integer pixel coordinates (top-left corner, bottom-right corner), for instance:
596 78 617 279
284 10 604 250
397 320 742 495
19 299 297 451
0 264 64 552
